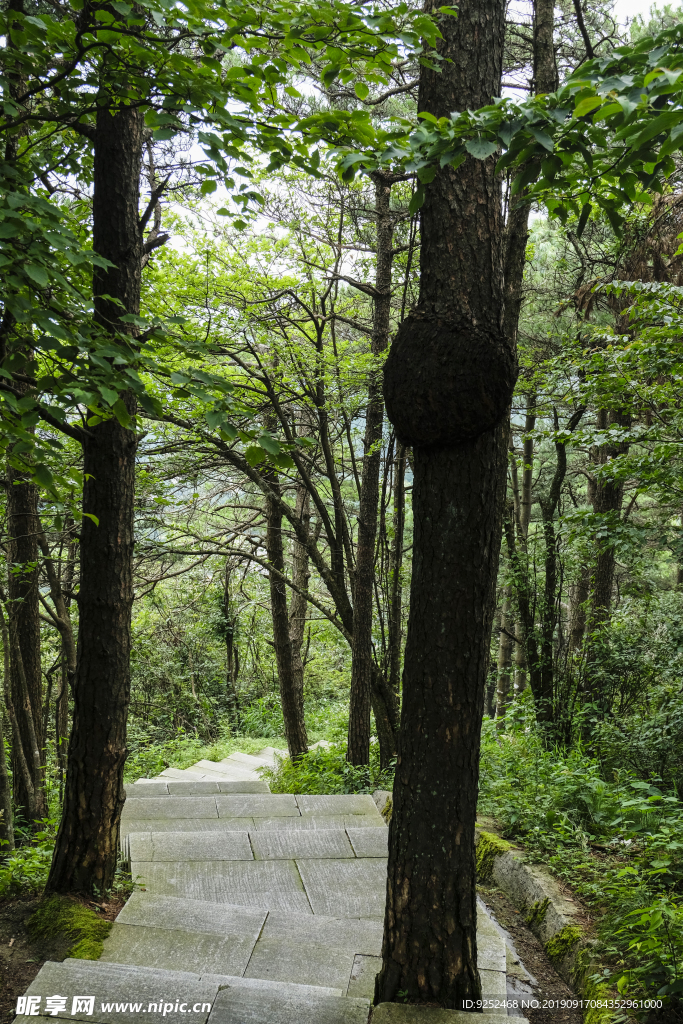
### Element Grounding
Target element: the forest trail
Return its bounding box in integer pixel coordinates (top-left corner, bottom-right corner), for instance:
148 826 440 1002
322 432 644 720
18 753 519 1024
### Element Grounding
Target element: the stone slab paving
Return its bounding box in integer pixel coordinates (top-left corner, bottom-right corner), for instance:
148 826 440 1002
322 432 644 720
206 985 370 1024
166 781 270 795
261 911 382 954
121 818 254 838
128 831 254 862
131 859 313 913
19 960 222 1024
122 796 219 820
244 937 356 991
216 794 299 818
250 814 386 830
100 924 258 976
346 955 380 1000
346 828 388 858
116 892 265 936
296 795 377 816
224 752 273 768
250 829 355 860
297 858 388 918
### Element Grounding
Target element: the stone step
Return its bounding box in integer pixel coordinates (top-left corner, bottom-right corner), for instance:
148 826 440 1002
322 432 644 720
192 759 260 780
125 780 271 797
18 959 356 1024
120 814 385 842
127 827 385 863
221 752 273 769
207 982 370 1024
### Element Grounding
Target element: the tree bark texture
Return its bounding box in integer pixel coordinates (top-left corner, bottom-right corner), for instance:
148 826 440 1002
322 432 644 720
378 0 510 1004
0 608 15 849
7 463 46 823
388 443 406 697
265 474 308 759
376 428 509 1006
289 482 311 724
347 174 395 766
46 100 143 895
495 586 513 728
533 0 559 93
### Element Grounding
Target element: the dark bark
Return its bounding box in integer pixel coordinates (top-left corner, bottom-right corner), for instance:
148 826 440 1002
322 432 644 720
568 566 590 652
588 409 630 627
376 427 509 1005
223 565 241 731
533 0 559 93
289 482 311 728
377 0 510 1003
0 606 15 850
387 443 406 697
46 99 143 895
348 174 396 766
7 462 46 823
265 472 308 759
495 586 513 729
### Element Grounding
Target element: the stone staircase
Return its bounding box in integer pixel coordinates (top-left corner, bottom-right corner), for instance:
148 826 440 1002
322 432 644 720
16 749 521 1024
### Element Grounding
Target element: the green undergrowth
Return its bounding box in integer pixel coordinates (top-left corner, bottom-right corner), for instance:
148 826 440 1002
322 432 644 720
478 711 683 1002
261 741 394 795
123 730 285 782
0 819 58 897
28 895 112 960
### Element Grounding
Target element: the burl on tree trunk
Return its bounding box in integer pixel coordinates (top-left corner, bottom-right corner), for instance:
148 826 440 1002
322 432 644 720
375 0 513 1007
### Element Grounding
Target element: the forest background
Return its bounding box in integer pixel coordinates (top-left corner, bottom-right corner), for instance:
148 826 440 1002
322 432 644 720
3 0 683 1008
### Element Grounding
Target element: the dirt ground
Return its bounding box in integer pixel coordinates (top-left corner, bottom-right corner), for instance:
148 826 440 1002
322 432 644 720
478 881 584 1024
0 895 126 1024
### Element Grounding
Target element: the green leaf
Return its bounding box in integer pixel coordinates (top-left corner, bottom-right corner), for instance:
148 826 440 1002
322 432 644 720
24 264 49 287
465 138 497 160
528 127 554 152
573 95 602 118
33 463 54 489
354 82 369 101
82 513 100 527
577 203 591 237
112 399 132 428
244 445 265 466
417 165 437 183
258 433 281 455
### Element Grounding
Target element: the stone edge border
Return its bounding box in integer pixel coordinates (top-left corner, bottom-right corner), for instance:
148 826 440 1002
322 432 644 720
372 791 611 1024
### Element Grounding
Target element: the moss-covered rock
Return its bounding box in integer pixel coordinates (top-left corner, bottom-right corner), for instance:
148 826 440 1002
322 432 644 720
475 831 511 881
545 925 582 964
27 896 112 961
525 897 551 928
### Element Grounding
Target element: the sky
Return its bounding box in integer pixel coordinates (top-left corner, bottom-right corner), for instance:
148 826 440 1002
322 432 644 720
612 0 666 23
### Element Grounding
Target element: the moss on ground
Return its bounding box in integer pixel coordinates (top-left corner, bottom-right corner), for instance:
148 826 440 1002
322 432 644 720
545 924 582 963
476 831 511 881
27 896 112 961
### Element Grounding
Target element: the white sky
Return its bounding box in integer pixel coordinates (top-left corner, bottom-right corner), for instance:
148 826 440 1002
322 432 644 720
612 0 664 23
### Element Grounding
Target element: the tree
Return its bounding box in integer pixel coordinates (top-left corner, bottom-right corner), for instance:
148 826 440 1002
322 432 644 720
376 0 514 1006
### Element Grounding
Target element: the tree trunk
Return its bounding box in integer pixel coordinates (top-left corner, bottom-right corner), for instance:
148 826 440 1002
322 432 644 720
375 428 510 1006
0 606 15 850
495 586 513 729
378 0 511 998
347 173 395 766
265 473 308 758
568 566 590 653
387 443 406 697
7 463 46 823
223 564 241 731
46 99 142 895
289 481 311 728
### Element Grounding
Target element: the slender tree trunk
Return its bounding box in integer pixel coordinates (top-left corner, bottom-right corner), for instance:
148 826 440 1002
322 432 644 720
569 566 590 652
223 565 241 731
387 443 406 697
0 606 15 850
348 173 396 766
513 619 527 694
289 482 311 723
46 99 142 895
377 0 511 1004
265 473 308 758
7 463 46 823
495 586 513 729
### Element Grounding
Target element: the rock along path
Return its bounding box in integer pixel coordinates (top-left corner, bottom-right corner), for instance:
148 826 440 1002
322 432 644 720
16 749 523 1024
